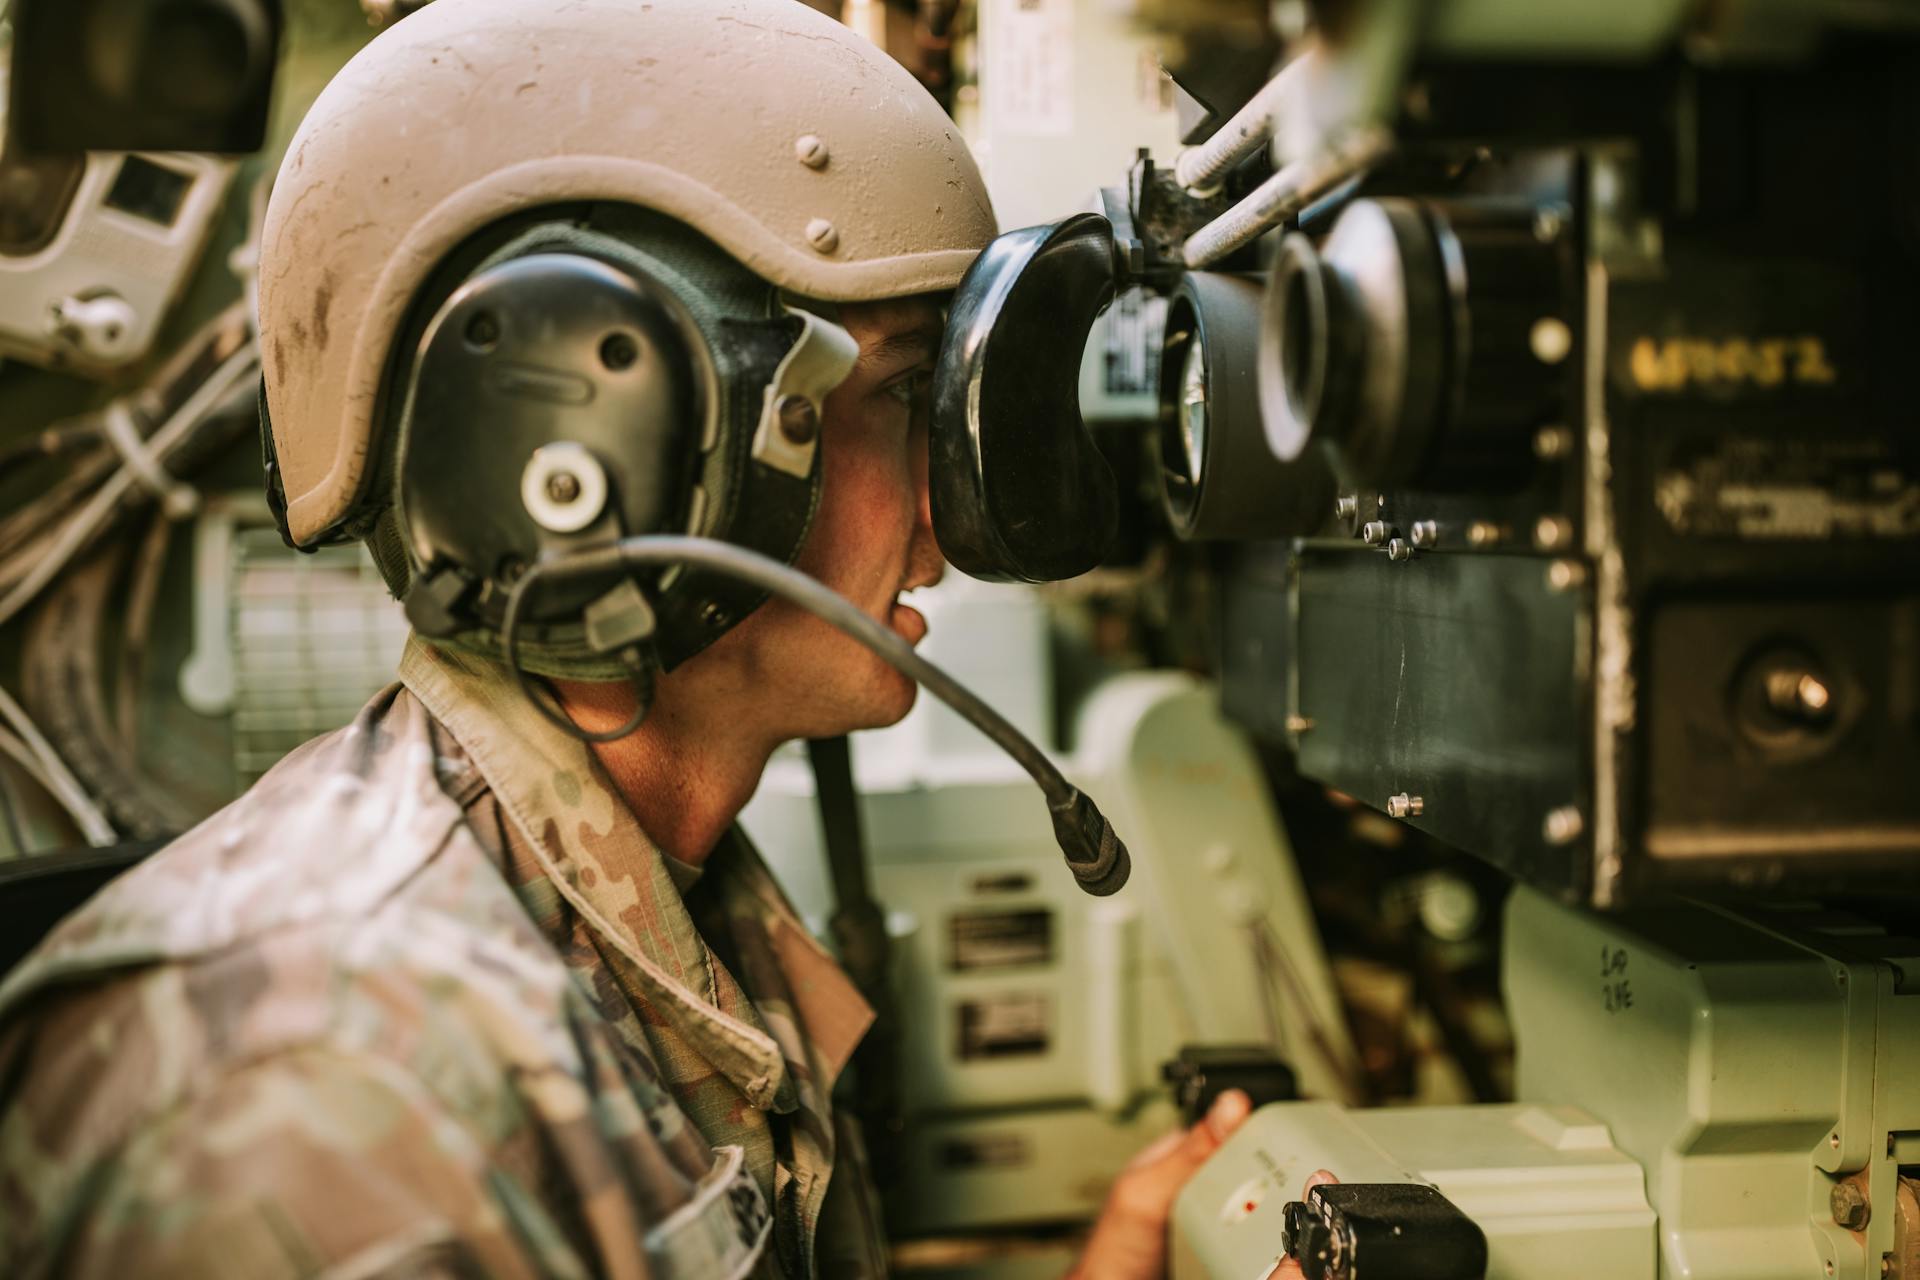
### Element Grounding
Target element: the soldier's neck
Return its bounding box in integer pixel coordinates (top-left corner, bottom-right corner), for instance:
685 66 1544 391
552 672 780 869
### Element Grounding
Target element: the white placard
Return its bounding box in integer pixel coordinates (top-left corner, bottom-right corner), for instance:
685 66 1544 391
986 0 1076 138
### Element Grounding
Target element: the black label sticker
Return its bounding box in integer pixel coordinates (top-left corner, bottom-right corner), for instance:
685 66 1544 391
937 1133 1033 1170
950 909 1054 972
957 993 1051 1060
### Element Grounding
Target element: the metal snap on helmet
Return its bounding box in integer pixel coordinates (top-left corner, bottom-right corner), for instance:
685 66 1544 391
258 0 997 549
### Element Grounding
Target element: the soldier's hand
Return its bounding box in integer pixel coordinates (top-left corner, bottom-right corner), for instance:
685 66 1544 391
1067 1089 1253 1279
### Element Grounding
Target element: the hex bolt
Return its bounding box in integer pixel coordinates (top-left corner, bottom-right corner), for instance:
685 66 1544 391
1334 494 1360 521
805 217 840 254
1361 520 1391 546
1387 793 1425 819
1544 806 1585 845
1534 515 1573 551
1410 520 1439 548
794 134 830 170
1386 537 1413 562
545 472 581 504
1547 559 1587 591
1831 1183 1869 1231
1534 425 1575 459
777 395 819 445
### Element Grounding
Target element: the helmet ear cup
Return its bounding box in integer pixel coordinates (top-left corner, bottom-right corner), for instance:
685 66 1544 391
399 252 709 636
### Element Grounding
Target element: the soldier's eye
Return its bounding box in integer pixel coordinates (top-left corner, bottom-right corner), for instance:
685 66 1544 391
885 371 926 408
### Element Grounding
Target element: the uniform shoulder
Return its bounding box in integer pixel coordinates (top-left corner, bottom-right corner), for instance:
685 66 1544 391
0 683 465 1016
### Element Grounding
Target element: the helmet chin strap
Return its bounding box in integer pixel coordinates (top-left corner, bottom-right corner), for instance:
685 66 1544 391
498 535 1133 898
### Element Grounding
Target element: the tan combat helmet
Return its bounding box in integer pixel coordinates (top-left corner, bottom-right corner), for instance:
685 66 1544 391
259 0 997 546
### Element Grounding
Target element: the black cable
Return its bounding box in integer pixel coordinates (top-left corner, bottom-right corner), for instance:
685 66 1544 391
499 571 655 744
501 536 1132 896
806 735 901 1183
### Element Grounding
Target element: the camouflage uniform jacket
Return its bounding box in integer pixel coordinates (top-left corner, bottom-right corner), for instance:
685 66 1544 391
0 636 886 1278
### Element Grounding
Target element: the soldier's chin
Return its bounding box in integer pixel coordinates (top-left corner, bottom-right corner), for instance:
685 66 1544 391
850 661 919 731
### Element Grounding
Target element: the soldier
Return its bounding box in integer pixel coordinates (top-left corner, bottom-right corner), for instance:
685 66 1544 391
0 0 1325 1275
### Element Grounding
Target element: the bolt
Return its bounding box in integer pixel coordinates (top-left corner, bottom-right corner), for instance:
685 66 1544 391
1285 714 1315 734
1534 515 1573 551
1361 520 1391 546
1533 205 1566 243
805 217 840 254
1798 675 1832 713
1386 538 1413 562
465 311 500 349
776 394 819 446
1544 806 1584 845
1534 425 1575 459
545 471 581 504
1410 520 1439 548
1530 317 1573 365
794 134 830 170
1466 521 1504 548
1387 793 1425 819
1334 494 1360 521
1765 669 1833 719
1547 559 1587 591
599 332 639 371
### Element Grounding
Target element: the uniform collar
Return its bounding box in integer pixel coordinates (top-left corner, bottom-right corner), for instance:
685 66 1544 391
399 636 795 1108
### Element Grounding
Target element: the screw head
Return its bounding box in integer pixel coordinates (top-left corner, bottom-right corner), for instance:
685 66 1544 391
795 134 830 169
805 217 840 254
465 311 500 349
1410 520 1439 548
700 601 731 629
1534 516 1573 551
1831 1182 1869 1230
776 395 819 445
1544 806 1584 845
599 332 639 371
1533 205 1566 242
1386 537 1413 563
1534 425 1574 459
1361 520 1391 546
545 472 581 504
1466 520 1504 548
1547 559 1587 591
1530 317 1573 365
1387 793 1425 819
1334 494 1359 521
